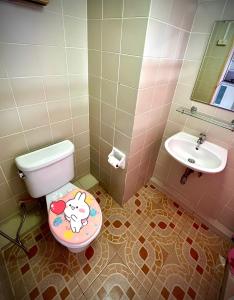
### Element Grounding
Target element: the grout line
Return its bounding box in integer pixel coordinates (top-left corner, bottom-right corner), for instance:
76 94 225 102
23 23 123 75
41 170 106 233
42 78 54 143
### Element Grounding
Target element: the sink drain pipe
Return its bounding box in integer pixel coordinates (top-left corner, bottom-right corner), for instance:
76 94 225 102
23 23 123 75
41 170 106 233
180 168 202 184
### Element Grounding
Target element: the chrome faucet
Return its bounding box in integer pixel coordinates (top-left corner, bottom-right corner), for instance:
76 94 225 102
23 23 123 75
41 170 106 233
196 133 206 150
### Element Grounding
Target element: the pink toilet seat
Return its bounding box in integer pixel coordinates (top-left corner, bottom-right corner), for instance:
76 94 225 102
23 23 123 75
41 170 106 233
48 188 102 246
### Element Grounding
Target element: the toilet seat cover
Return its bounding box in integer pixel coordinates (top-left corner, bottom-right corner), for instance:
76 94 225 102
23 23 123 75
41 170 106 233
48 188 102 245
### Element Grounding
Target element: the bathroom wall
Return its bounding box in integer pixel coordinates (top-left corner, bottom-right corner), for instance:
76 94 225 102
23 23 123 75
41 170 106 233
0 0 89 223
123 0 197 201
88 0 150 203
153 0 234 235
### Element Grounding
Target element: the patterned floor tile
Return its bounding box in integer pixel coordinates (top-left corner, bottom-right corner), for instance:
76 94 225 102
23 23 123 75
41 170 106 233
1 183 231 300
84 254 148 299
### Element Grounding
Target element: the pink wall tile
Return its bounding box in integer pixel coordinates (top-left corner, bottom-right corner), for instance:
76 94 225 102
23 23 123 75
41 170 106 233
136 87 154 114
139 58 159 89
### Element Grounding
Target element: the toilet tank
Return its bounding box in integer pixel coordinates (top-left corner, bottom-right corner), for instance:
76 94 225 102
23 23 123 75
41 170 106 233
15 140 75 198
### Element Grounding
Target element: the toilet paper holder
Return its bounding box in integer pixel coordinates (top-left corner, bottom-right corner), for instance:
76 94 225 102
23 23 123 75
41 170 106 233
108 147 126 169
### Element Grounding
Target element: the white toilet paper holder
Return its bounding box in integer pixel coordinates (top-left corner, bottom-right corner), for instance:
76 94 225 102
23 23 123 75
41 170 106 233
108 147 126 169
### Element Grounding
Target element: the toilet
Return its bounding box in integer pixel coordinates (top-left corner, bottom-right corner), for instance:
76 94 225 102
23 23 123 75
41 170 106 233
15 140 102 253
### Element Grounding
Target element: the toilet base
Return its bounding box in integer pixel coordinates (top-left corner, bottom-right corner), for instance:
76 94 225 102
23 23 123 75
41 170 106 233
67 244 89 253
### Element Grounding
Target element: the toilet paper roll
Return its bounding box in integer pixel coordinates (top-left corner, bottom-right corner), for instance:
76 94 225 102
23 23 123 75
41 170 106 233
108 156 120 168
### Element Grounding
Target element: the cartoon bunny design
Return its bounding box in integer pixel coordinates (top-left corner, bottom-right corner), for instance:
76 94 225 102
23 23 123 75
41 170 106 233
64 192 90 233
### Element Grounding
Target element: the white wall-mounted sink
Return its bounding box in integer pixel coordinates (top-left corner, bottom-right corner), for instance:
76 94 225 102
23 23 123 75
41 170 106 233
165 132 228 174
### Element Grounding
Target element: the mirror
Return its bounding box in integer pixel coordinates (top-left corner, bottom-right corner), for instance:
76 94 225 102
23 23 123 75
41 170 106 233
191 20 234 111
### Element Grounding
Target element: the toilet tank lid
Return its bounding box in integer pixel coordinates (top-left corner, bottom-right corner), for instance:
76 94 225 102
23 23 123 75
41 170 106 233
15 140 74 172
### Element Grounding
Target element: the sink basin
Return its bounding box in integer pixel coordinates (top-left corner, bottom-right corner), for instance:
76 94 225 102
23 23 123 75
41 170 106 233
165 132 228 173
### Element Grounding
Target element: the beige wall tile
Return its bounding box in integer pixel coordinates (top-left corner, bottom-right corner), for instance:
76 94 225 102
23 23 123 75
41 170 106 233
114 130 131 154
0 133 27 161
64 16 87 48
0 197 19 222
124 0 150 17
103 0 123 18
63 0 87 18
69 75 88 98
87 0 102 19
0 168 5 184
48 100 71 123
89 76 101 99
44 76 69 101
0 109 22 137
121 19 148 56
115 109 134 137
76 145 90 163
0 182 13 204
41 46 67 76
101 103 115 128
67 48 88 75
1 44 44 77
11 77 45 106
90 98 100 120
101 79 117 107
73 115 89 135
117 85 137 115
119 55 142 88
88 20 101 50
101 122 114 145
76 159 90 178
0 79 15 110
51 119 73 142
19 103 49 130
102 52 119 82
185 33 209 61
150 0 173 21
192 0 224 33
74 131 90 150
71 96 89 117
102 19 122 53
88 50 101 77
24 126 52 151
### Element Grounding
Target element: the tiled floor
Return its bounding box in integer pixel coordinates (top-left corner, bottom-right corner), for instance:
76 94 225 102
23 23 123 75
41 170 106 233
2 183 232 300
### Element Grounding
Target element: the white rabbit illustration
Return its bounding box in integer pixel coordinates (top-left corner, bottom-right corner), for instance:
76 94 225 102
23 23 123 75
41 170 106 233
64 192 90 233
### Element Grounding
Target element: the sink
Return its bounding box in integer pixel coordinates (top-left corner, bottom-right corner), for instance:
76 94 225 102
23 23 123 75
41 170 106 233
165 132 228 174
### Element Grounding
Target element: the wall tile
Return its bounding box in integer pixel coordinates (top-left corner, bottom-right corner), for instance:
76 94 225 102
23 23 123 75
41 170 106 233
1 44 44 77
11 77 45 106
117 85 137 115
51 119 73 142
44 76 69 101
115 109 134 137
101 103 115 128
101 79 117 107
103 0 123 18
102 52 119 82
0 159 18 180
63 0 87 18
71 96 89 117
18 103 49 130
88 50 101 77
121 18 148 56
88 20 101 50
150 0 173 22
124 0 150 17
102 19 122 53
101 122 114 145
25 126 52 151
64 16 87 48
119 55 142 88
192 0 224 33
74 131 90 150
0 133 27 161
114 130 131 154
87 0 102 19
47 100 71 123
73 115 89 135
90 98 100 120
89 76 101 99
67 48 88 75
0 109 22 137
0 79 15 110
69 75 88 98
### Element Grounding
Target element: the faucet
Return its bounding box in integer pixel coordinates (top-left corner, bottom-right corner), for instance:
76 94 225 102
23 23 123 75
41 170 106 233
196 133 206 150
